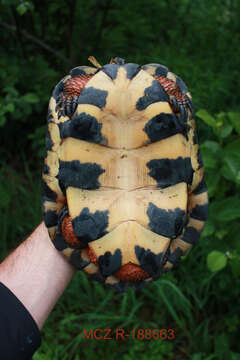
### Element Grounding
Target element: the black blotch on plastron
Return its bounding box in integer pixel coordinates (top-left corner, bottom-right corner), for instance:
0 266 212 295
45 129 53 150
59 112 104 143
98 249 122 277
58 160 105 190
136 80 169 110
178 104 189 125
191 204 208 221
135 246 164 280
147 203 186 239
42 163 50 175
78 87 107 109
47 109 54 123
193 131 198 144
52 80 64 100
176 75 189 95
142 63 168 77
70 249 91 270
167 248 182 265
124 63 141 79
197 149 204 168
44 210 58 227
182 226 201 245
58 178 66 197
42 195 56 206
72 207 109 245
143 112 189 142
187 99 194 118
101 64 119 80
56 206 69 234
147 157 193 188
52 233 69 251
193 177 207 195
42 180 58 201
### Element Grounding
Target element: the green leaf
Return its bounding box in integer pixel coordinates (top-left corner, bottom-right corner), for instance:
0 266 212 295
202 221 215 237
22 93 39 104
201 140 221 154
214 333 230 359
17 3 28 15
207 251 227 272
222 140 240 184
3 86 19 97
200 141 221 169
192 354 202 360
220 123 233 138
196 109 216 128
5 103 15 113
231 353 240 360
205 169 220 196
209 197 240 221
16 1 34 15
221 155 240 184
228 112 240 134
224 139 240 155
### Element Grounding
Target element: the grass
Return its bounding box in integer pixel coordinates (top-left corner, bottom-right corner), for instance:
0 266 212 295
0 158 239 360
0 155 42 261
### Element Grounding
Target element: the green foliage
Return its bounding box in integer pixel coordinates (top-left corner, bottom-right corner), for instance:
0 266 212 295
0 158 42 261
0 0 240 359
122 340 174 360
207 251 227 272
16 1 34 15
196 108 240 280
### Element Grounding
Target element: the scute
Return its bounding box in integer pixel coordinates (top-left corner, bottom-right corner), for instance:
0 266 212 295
42 57 208 292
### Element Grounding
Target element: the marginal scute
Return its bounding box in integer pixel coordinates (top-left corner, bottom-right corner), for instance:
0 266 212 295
70 66 97 77
42 175 64 201
192 177 207 195
190 204 208 222
53 233 69 251
166 71 177 82
44 209 58 227
142 63 168 77
70 248 91 269
181 226 201 245
176 75 189 95
44 150 59 178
